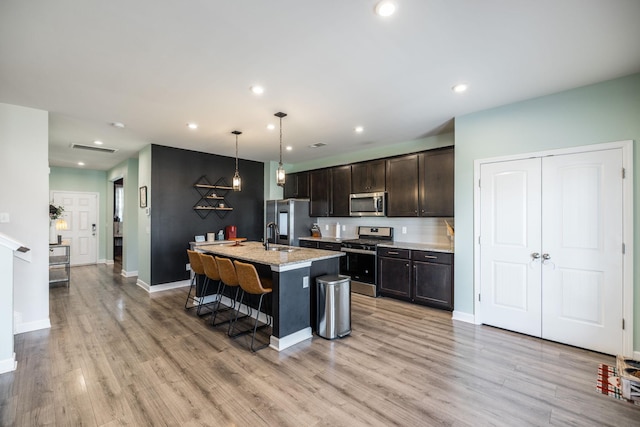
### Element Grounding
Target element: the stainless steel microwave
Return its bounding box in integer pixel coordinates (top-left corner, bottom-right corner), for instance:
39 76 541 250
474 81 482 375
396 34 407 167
349 192 386 217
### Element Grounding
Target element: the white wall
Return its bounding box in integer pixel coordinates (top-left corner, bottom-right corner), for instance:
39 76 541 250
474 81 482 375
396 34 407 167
0 103 50 334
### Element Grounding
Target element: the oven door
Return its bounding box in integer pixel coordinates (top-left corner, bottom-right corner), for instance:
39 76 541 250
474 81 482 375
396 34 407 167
341 248 376 285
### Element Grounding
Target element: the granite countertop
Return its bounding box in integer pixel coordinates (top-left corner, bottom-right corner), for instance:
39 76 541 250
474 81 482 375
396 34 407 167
377 241 454 253
196 241 344 267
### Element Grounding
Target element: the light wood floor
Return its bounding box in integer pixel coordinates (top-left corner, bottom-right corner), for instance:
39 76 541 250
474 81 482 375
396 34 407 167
1 264 638 426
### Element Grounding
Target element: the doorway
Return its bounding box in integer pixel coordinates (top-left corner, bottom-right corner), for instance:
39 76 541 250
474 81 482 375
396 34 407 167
474 140 634 356
113 178 124 269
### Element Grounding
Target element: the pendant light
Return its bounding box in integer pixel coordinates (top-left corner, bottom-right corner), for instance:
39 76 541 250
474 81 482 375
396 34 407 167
275 112 287 187
231 130 242 191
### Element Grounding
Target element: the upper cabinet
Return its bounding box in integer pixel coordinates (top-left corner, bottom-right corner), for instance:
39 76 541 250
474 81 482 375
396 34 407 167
351 160 385 193
309 169 330 217
386 154 419 217
283 171 309 199
419 147 454 217
386 147 454 217
330 165 351 217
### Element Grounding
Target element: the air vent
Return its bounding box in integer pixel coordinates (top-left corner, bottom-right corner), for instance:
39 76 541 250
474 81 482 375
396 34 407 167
308 142 327 148
70 143 118 154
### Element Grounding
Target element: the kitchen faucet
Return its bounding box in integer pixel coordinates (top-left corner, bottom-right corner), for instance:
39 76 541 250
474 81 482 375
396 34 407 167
264 221 279 250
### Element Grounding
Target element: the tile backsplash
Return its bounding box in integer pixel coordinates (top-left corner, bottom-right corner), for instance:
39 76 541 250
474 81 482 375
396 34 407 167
316 216 453 246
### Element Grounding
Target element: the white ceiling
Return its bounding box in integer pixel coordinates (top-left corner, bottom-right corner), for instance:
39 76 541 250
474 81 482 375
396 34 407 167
1 0 639 170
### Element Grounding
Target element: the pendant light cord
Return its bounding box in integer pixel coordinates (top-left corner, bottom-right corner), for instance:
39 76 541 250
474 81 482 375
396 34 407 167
279 115 283 166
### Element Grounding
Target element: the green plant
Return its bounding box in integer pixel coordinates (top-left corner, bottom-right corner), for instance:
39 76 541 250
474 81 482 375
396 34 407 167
49 204 64 220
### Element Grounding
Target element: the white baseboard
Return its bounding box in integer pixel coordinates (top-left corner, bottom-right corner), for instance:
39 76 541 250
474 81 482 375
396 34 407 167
452 310 477 324
136 279 190 293
98 258 106 264
633 350 640 361
14 318 51 335
105 259 114 265
270 327 312 351
0 353 17 374
121 269 138 278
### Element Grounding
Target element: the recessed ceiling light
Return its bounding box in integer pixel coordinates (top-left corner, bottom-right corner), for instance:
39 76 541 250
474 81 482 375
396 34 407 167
354 126 364 133
78 162 85 166
111 122 125 128
375 1 396 17
266 123 275 130
286 146 293 151
93 140 103 145
250 85 264 95
452 83 469 93
187 123 198 130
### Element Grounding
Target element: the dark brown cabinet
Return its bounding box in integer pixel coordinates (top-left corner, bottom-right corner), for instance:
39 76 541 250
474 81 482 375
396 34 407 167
419 147 454 217
299 239 342 251
283 171 309 199
377 248 411 299
330 165 351 217
386 154 419 217
386 147 454 217
299 239 317 248
351 160 385 193
310 166 351 217
411 250 453 310
309 169 330 217
377 247 453 310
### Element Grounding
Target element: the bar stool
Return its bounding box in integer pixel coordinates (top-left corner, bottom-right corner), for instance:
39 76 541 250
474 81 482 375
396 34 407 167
213 256 249 332
231 260 273 352
200 253 231 326
185 250 210 316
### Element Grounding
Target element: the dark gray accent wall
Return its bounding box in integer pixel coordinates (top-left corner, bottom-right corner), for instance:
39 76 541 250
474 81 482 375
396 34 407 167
150 144 265 285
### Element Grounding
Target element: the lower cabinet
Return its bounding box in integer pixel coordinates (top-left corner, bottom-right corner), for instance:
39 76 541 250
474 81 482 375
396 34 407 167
299 239 342 251
378 247 453 310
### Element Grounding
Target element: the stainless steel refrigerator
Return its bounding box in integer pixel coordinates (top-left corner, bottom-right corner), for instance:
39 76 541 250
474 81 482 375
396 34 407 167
265 199 315 247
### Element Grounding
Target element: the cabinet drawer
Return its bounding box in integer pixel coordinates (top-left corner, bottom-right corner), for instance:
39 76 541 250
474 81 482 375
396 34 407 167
299 240 319 248
411 250 452 264
377 247 410 259
319 242 342 251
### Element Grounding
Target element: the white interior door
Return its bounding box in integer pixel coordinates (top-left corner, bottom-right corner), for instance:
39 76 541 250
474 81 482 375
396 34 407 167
541 150 623 355
52 191 98 266
479 148 625 355
480 158 542 336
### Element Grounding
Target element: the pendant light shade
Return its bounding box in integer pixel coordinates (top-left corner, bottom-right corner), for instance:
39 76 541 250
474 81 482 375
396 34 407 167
275 112 287 187
231 130 242 191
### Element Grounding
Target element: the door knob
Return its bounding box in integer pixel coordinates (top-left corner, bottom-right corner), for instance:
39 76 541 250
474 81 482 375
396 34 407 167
531 252 540 260
542 253 551 260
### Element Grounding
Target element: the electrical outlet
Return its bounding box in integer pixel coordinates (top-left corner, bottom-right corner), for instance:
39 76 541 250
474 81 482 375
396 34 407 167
325 224 329 231
342 224 346 231
303 276 309 288
186 263 191 271
402 226 407 234
0 212 9 223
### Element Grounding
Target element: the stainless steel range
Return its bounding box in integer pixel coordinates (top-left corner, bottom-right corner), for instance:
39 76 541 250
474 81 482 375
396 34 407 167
341 226 393 297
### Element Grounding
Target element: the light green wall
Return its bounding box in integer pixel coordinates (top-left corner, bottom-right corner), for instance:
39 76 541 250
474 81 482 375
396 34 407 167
288 132 454 172
49 167 108 260
454 72 640 350
137 145 151 285
264 161 283 200
107 158 139 275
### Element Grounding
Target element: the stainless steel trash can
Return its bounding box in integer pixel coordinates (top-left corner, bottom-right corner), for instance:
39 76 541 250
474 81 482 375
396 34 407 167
316 275 351 339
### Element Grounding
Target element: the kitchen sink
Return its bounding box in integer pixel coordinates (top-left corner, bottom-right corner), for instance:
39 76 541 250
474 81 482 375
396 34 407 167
267 246 297 252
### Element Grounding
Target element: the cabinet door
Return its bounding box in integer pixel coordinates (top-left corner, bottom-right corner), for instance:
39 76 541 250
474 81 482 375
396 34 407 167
284 171 310 199
378 256 411 300
386 154 419 217
318 242 342 251
330 165 351 217
351 160 385 193
419 147 454 217
309 169 329 217
413 260 453 310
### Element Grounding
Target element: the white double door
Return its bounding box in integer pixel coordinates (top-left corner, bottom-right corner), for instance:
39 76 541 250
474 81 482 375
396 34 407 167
479 148 624 355
52 191 98 266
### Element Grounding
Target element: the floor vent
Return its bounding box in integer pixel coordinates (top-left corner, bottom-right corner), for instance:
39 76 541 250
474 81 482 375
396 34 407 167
70 143 118 153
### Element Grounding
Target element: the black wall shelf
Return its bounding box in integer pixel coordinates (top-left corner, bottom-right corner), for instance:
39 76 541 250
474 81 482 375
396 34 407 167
193 176 233 219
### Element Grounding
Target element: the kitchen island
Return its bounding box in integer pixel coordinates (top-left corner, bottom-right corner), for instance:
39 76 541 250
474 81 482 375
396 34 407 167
195 241 344 351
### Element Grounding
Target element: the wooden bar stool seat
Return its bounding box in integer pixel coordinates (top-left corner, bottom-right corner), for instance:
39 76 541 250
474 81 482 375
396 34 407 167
200 253 231 325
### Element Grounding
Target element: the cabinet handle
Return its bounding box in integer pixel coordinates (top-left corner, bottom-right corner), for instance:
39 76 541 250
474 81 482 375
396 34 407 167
423 255 437 259
388 251 399 255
